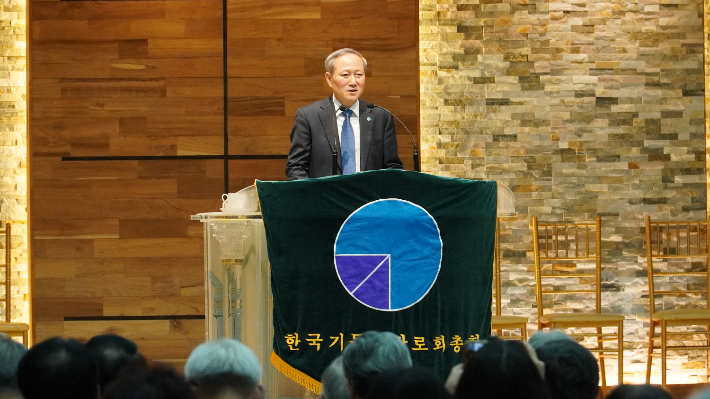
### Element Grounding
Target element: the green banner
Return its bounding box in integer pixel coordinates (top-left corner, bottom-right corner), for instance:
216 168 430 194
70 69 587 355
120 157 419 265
256 170 496 392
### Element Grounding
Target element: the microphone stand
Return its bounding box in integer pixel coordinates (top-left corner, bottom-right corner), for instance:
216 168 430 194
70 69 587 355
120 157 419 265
368 103 420 172
329 105 346 176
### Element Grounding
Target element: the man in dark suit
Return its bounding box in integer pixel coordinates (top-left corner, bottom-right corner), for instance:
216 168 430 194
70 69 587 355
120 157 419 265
286 48 403 180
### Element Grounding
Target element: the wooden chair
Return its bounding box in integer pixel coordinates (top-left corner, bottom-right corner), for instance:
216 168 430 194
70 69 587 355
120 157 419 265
533 216 624 392
491 218 528 340
0 223 29 345
644 215 710 387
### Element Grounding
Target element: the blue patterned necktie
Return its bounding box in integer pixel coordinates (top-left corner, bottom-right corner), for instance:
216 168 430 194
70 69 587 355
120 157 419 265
340 109 356 175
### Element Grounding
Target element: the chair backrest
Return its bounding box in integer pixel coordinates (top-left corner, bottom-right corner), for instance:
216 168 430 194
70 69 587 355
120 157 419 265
1 222 11 322
532 216 602 319
644 215 710 316
493 218 502 316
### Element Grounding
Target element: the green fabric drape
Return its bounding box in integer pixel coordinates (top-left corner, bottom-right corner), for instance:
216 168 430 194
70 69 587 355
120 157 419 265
256 170 497 387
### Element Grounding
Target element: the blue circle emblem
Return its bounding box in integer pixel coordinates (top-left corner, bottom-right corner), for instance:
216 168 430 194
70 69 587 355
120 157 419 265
334 199 442 311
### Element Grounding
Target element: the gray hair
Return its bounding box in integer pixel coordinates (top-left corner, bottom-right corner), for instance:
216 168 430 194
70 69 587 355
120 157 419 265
320 357 349 399
325 48 368 74
0 336 27 389
528 330 576 349
184 339 261 385
341 331 412 397
689 388 710 399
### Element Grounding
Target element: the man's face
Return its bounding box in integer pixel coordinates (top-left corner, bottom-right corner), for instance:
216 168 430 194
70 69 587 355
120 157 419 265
325 53 366 108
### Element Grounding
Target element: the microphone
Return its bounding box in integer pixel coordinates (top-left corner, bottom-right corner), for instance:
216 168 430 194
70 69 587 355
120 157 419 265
331 105 347 175
367 103 420 172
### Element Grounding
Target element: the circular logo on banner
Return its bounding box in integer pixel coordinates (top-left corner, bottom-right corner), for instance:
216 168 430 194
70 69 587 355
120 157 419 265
334 199 443 311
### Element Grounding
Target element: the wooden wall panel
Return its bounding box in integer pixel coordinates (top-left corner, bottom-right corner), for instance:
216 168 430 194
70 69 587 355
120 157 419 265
30 0 418 368
29 160 217 361
226 0 419 175
228 159 289 191
31 0 224 351
32 0 224 159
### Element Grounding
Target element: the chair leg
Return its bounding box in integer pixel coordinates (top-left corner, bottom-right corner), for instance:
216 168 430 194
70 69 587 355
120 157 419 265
618 320 624 385
22 330 28 347
521 324 527 341
661 321 667 388
598 326 607 395
646 321 655 384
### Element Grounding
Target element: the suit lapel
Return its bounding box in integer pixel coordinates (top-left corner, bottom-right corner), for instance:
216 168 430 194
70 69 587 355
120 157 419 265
317 98 341 171
359 101 373 170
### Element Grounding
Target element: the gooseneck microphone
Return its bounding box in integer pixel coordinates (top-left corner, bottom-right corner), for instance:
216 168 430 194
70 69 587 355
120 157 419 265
330 105 347 175
367 103 420 172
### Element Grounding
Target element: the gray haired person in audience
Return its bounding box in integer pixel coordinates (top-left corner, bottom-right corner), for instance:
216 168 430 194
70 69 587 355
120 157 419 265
687 386 710 399
184 339 265 399
0 333 27 399
321 356 350 399
341 331 413 399
528 330 577 348
529 331 599 399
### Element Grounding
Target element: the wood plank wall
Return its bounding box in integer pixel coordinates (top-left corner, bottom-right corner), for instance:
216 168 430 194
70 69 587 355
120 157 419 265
226 1 419 186
30 0 418 367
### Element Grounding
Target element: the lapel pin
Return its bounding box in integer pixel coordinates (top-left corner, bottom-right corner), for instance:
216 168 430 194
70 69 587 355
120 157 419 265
367 117 372 121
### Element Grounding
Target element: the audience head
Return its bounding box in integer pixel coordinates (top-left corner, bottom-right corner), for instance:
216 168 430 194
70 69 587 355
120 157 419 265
364 366 451 399
529 330 577 349
606 385 674 399
341 331 412 399
688 387 710 399
86 334 143 390
103 362 197 399
0 335 27 395
454 337 550 399
321 357 349 399
17 337 99 399
185 339 264 399
530 332 599 399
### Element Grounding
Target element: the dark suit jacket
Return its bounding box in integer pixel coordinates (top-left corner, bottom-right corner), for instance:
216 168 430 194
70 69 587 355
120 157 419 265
286 97 403 180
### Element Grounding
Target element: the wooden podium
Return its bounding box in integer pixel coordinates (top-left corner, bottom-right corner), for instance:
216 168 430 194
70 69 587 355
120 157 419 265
191 178 514 398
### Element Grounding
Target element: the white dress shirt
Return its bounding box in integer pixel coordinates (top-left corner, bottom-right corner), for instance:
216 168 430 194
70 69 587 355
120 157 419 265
333 98 361 172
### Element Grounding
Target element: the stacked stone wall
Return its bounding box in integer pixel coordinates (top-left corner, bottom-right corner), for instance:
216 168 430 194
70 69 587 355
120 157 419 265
421 0 705 383
0 0 28 326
